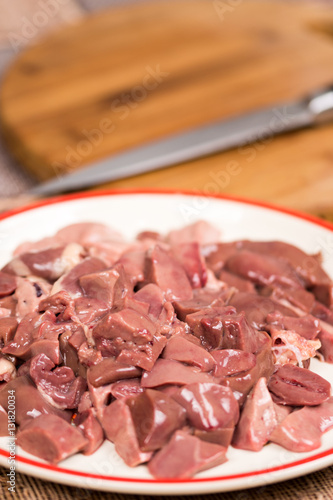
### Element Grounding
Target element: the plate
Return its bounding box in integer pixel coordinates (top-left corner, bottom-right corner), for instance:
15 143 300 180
1 189 333 495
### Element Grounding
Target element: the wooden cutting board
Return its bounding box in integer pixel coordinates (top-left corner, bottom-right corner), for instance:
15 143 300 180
1 0 333 216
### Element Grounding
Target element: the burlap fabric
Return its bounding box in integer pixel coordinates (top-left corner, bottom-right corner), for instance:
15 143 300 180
1 463 333 499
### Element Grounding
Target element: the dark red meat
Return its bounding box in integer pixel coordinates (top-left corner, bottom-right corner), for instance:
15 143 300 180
2 312 63 364
141 359 214 388
17 414 88 463
162 335 216 371
0 271 17 297
87 357 141 387
75 408 104 455
211 349 256 377
134 284 165 320
30 353 87 410
116 250 146 285
173 382 239 431
219 332 274 404
55 257 106 297
0 317 18 346
229 292 297 330
0 219 332 479
148 430 227 478
194 427 234 447
318 320 333 363
0 376 71 425
173 288 226 321
270 397 333 452
266 312 321 340
203 242 240 274
145 245 193 301
218 269 256 292
110 378 144 400
240 240 333 307
268 364 331 406
185 306 236 349
99 399 153 467
93 308 165 370
17 246 67 281
172 242 207 288
79 268 122 306
126 389 186 451
226 250 303 289
187 307 258 353
233 377 277 451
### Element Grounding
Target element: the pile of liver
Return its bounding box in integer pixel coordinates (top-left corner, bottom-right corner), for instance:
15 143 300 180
0 220 333 479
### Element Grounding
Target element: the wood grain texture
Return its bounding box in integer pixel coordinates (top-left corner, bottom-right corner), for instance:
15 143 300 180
1 0 333 215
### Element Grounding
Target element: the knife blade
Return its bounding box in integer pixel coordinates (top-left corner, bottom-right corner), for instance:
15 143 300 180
29 86 333 197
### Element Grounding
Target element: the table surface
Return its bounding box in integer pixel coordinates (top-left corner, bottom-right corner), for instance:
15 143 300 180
1 1 333 499
1 0 333 220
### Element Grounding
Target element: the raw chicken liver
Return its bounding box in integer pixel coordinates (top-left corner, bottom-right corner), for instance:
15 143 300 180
1 220 332 479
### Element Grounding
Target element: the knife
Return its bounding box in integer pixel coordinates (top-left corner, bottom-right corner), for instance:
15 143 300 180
24 85 333 197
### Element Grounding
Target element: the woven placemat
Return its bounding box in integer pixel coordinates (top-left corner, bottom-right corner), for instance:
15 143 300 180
1 463 333 499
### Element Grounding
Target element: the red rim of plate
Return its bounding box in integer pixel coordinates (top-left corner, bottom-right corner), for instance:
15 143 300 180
0 187 333 484
0 188 333 231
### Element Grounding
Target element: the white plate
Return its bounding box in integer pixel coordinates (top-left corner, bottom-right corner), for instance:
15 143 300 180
1 189 333 495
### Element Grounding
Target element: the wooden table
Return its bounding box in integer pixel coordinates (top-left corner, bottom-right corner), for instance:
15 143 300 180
1 0 333 218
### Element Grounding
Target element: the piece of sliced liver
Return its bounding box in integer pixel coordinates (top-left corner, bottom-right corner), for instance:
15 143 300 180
17 414 88 463
148 430 227 479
